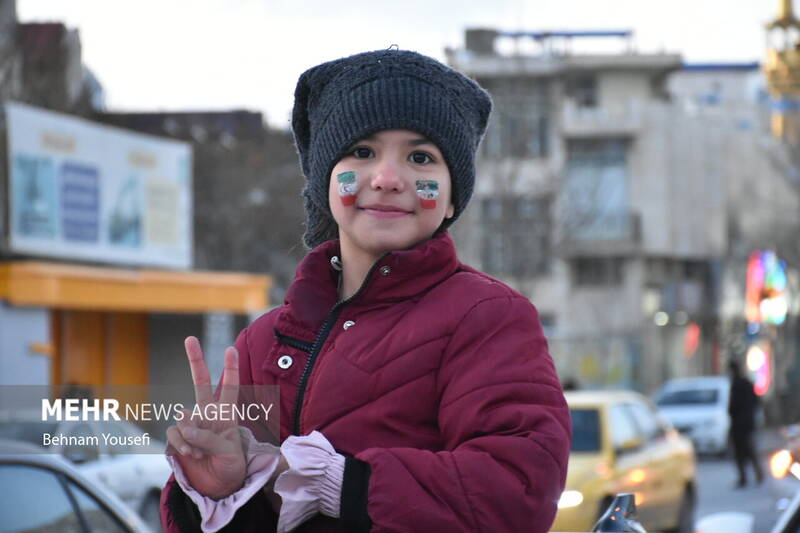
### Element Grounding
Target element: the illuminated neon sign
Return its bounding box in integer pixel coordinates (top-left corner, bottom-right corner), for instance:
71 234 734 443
745 250 788 326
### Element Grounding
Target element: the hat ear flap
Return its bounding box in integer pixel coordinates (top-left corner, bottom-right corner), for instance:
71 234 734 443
302 187 338 249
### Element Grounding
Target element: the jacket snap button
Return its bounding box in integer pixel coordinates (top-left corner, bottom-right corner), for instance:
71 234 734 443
380 265 391 276
343 320 355 330
277 355 293 369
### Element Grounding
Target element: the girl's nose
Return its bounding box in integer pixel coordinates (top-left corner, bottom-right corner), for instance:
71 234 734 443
370 161 405 192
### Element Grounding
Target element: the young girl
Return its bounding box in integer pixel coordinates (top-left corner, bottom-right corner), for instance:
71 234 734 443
160 48 571 533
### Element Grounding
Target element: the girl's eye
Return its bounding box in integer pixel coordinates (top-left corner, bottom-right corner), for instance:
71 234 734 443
351 147 373 159
410 151 434 164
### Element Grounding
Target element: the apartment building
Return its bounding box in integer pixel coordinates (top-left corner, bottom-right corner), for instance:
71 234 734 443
447 29 799 393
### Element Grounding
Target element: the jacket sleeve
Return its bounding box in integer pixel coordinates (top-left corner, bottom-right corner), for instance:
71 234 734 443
355 295 572 533
160 474 279 533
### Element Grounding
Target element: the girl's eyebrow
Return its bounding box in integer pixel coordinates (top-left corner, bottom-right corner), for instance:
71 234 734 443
407 137 434 147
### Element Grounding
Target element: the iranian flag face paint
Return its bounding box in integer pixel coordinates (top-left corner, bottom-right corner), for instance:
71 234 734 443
337 171 358 206
416 180 439 209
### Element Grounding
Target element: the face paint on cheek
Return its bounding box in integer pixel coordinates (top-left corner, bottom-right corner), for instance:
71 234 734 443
416 180 439 209
337 171 358 206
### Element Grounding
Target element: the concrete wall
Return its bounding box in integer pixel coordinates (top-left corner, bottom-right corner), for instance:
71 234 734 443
0 302 50 385
599 71 652 112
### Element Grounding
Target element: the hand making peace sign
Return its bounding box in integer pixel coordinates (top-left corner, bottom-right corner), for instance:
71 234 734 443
165 336 247 499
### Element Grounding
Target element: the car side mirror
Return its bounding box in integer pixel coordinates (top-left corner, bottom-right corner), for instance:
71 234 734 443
593 493 647 532
616 437 644 454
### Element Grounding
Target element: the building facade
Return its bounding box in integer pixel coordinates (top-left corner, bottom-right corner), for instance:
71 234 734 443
447 29 800 398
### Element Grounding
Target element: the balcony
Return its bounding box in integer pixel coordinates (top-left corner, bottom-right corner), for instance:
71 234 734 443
560 100 642 138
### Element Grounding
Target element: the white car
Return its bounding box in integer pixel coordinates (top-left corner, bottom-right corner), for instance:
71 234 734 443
0 419 171 531
655 376 731 456
0 438 152 532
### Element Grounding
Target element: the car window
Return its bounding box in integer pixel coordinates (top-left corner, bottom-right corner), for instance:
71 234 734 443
657 388 719 406
626 401 661 442
67 480 128 532
570 408 601 452
0 464 82 533
609 404 642 449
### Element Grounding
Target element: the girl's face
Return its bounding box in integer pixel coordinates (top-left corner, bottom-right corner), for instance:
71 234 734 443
329 129 455 263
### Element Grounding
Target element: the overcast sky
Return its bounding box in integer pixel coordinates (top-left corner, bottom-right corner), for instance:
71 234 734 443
17 0 783 128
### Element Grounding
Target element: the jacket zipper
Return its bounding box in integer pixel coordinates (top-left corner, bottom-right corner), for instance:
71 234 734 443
275 332 313 353
290 253 389 435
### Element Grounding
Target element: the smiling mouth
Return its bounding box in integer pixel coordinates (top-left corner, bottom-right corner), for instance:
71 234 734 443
359 205 412 218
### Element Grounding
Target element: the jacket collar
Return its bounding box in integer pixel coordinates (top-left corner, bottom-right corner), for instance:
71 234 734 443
278 231 460 336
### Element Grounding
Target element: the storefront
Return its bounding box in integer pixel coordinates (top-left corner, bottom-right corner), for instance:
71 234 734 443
0 260 268 386
1 102 270 387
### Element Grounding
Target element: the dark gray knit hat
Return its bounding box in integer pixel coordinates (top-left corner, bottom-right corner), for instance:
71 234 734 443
291 48 492 248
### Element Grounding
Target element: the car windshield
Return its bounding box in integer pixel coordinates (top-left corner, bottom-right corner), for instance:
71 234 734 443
657 388 719 406
570 408 601 452
0 422 59 445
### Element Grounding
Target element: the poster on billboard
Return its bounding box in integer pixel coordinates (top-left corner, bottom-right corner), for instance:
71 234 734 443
5 101 192 269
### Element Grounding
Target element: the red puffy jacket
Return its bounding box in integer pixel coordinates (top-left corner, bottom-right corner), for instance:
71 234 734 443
161 231 571 532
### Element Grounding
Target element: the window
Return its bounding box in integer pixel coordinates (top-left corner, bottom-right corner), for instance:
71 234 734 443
657 389 719 406
563 139 630 242
568 75 598 108
609 404 642 450
481 196 551 277
0 465 82 533
625 401 662 442
570 408 601 452
572 257 624 286
479 78 549 158
68 480 127 532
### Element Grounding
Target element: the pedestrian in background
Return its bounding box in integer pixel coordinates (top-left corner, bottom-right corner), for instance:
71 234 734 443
728 359 764 488
159 48 571 533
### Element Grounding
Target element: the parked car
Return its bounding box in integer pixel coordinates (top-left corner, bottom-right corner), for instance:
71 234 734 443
552 390 696 533
655 376 731 456
0 438 152 532
0 419 170 530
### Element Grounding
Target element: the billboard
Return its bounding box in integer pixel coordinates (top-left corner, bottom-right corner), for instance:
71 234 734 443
5 102 192 269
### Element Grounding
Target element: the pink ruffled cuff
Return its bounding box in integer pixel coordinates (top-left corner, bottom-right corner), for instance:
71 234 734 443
167 427 281 533
274 430 345 533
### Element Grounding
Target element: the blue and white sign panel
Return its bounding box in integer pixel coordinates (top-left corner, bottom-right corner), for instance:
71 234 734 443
6 102 193 269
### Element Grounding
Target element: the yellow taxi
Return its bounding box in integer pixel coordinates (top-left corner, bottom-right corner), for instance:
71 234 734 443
552 390 696 533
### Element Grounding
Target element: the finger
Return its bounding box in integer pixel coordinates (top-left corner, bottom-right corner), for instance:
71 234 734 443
175 409 197 429
166 426 193 456
217 346 240 407
185 336 213 406
181 425 235 455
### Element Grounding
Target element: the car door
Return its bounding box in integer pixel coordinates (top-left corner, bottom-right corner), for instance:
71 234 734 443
607 403 657 525
626 399 683 529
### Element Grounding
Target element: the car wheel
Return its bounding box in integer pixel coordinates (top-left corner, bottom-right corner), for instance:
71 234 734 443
665 487 695 533
140 492 162 532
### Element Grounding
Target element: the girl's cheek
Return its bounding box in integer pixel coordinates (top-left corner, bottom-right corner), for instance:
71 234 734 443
337 171 358 206
416 179 439 209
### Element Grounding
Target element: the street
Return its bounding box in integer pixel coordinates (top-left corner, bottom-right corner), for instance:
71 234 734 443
696 430 798 533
